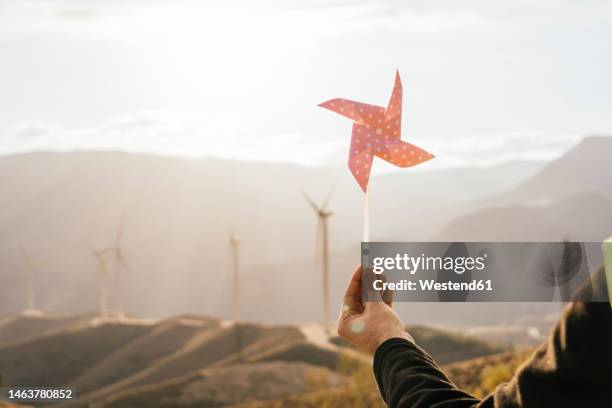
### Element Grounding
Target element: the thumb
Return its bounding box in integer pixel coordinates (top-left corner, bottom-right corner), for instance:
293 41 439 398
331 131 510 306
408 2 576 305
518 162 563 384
364 282 388 312
362 267 389 311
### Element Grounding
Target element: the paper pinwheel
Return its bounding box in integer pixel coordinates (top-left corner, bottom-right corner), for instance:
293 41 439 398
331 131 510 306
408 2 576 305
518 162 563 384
319 71 434 192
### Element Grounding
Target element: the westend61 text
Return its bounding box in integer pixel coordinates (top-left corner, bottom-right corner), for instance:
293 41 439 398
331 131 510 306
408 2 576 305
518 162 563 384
373 279 493 292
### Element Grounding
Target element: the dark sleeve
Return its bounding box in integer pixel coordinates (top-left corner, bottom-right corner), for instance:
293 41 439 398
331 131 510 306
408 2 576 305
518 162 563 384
373 338 483 408
491 267 612 407
373 267 612 408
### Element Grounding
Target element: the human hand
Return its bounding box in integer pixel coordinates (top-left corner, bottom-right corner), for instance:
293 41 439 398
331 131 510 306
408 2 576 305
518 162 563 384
337 266 413 354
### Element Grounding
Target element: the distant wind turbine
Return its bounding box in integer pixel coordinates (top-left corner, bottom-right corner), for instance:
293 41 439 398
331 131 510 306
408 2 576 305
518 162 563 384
229 231 241 322
304 190 333 327
90 217 130 318
20 247 37 313
229 230 243 363
89 247 110 317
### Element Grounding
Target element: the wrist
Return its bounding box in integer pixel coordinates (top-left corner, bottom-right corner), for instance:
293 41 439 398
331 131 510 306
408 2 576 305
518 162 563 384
372 331 414 353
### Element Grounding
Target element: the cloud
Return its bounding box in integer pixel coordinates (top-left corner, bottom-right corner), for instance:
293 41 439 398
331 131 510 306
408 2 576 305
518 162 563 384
425 130 584 168
0 110 588 170
99 112 171 134
55 7 102 21
9 122 57 139
345 3 491 33
0 110 344 166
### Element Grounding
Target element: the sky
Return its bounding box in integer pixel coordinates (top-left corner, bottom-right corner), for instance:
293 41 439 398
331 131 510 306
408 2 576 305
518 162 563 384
1 0 611 169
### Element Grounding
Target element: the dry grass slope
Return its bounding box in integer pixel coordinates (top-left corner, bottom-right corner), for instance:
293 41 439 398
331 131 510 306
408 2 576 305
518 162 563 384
98 362 341 408
408 325 506 365
0 320 153 387
0 314 88 346
70 317 219 395
445 348 534 397
236 348 535 407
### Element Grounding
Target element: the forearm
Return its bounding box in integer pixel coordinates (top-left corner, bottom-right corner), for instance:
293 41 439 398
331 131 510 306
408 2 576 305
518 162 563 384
374 338 482 408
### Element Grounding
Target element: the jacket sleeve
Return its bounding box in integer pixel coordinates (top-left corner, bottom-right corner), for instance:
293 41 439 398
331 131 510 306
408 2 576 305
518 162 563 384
373 267 612 408
373 338 483 408
488 267 612 407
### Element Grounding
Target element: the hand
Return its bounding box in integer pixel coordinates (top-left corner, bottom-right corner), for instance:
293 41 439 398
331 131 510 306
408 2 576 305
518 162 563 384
337 266 413 354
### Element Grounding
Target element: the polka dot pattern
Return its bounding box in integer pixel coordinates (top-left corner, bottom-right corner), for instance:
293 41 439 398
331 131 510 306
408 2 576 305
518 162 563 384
319 70 435 192
318 98 385 126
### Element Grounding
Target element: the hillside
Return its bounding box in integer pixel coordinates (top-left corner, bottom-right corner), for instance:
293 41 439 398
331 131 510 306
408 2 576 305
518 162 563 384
0 313 505 407
437 192 612 241
231 348 536 408
433 135 612 241
0 312 88 346
99 362 342 408
0 319 154 387
69 316 219 395
444 348 535 397
494 136 612 204
330 325 504 365
408 326 506 364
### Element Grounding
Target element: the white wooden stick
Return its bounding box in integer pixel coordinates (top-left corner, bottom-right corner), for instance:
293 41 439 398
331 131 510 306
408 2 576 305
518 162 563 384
363 191 370 243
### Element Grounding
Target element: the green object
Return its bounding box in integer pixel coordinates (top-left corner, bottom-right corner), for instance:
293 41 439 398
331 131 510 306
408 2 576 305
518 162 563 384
604 237 612 306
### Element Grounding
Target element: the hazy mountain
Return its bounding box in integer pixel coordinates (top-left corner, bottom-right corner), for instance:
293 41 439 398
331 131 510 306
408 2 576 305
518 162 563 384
481 135 612 206
437 192 612 241
370 160 543 239
0 150 541 320
435 136 612 241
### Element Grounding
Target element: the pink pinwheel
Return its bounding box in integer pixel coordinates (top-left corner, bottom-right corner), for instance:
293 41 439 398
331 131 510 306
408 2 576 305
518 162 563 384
319 71 434 192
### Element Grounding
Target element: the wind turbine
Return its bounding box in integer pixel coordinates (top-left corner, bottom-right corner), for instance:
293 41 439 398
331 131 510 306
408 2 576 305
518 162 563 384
20 247 37 313
303 190 333 328
229 231 243 363
229 231 241 322
91 217 129 318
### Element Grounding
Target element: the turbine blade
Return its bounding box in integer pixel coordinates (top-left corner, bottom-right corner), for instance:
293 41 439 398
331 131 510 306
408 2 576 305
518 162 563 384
321 186 335 211
302 191 320 213
116 249 130 272
87 244 100 258
98 246 115 256
115 215 126 246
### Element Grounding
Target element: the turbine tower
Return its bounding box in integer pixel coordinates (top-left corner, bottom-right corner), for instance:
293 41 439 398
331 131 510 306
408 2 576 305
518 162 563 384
229 231 241 322
89 247 109 317
20 247 37 313
304 191 333 328
229 231 243 363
